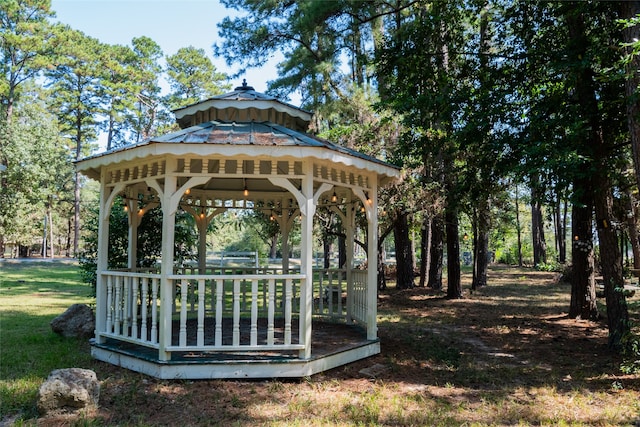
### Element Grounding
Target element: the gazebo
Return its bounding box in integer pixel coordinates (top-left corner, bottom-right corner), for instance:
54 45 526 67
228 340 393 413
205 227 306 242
76 81 400 379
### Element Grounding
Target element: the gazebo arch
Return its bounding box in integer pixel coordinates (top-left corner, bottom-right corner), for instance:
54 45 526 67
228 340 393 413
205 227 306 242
76 81 400 379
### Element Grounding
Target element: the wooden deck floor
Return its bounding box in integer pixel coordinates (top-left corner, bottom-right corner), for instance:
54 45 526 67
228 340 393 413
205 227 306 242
94 318 372 364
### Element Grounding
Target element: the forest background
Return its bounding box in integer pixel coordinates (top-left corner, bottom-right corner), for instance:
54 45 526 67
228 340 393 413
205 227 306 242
2 0 640 355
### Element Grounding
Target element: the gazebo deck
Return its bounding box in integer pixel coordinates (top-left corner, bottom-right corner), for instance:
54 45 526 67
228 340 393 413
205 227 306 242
91 318 379 379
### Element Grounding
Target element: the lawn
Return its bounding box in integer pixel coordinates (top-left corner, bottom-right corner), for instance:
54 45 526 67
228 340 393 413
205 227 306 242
1 260 639 426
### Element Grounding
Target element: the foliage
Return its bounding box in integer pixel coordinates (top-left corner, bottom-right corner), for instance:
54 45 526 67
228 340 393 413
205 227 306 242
620 331 640 374
165 46 230 110
0 0 56 119
535 261 563 273
78 197 198 292
0 85 72 251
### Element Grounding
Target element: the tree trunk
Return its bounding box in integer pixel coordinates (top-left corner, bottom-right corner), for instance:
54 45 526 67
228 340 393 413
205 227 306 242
73 171 81 256
472 198 490 290
338 234 346 269
594 184 629 349
323 234 331 269
553 192 568 264
445 205 462 299
569 190 598 320
625 192 640 269
515 184 523 266
531 185 547 267
620 1 640 193
270 234 278 259
419 215 431 287
428 212 444 290
394 211 414 289
567 9 628 348
377 248 386 290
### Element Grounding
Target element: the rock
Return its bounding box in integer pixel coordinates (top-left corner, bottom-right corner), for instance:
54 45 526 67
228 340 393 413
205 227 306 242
37 368 100 416
50 304 95 338
359 363 390 379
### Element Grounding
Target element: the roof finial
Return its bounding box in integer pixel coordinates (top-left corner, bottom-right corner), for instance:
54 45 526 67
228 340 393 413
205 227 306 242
235 79 255 91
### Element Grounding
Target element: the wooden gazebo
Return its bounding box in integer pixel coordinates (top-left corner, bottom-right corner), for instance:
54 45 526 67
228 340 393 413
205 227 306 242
76 81 400 379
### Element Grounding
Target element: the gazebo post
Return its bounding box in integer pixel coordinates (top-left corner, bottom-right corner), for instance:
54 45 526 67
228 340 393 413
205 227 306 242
345 195 355 323
366 179 379 340
156 160 177 361
94 175 111 345
299 168 315 359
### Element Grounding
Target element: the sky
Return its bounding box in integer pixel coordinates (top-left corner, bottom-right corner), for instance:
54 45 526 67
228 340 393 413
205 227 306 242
50 0 285 97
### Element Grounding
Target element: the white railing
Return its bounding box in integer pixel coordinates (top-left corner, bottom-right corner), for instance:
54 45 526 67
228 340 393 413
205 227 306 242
102 271 161 349
314 268 347 317
350 270 368 324
167 274 304 351
97 267 368 357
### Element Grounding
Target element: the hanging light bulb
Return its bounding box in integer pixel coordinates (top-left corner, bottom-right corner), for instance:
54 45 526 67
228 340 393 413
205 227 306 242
185 188 191 195
365 192 372 205
270 210 275 221
331 191 338 203
361 205 366 213
123 204 128 212
243 178 249 197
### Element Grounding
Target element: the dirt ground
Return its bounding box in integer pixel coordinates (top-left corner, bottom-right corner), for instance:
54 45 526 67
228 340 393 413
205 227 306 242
38 266 640 426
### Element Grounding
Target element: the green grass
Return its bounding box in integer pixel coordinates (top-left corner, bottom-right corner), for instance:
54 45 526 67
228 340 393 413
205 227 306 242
0 261 94 420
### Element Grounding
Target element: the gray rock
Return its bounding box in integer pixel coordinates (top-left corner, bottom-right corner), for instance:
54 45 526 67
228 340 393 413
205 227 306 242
50 304 95 338
37 368 100 415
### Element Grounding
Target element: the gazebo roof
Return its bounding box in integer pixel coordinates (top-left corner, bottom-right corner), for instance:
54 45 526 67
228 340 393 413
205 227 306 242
172 80 312 131
77 83 399 185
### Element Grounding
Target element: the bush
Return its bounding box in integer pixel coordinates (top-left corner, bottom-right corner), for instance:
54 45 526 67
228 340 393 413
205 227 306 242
621 332 640 374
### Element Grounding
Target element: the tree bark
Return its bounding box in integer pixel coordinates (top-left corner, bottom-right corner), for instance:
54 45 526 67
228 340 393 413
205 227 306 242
323 234 331 269
569 189 598 320
394 210 414 289
428 212 444 290
338 234 346 269
531 184 547 267
445 204 462 299
472 198 490 290
419 215 431 287
625 192 640 269
553 191 568 264
515 184 523 266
